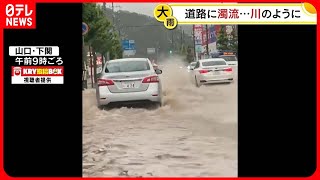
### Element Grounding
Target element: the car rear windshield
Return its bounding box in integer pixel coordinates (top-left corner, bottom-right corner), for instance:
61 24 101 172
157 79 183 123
105 60 150 73
202 61 226 66
220 56 237 61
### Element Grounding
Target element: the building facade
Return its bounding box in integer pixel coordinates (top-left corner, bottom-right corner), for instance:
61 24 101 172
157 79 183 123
193 25 238 60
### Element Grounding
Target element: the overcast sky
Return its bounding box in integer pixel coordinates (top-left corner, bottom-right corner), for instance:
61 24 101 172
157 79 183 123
105 3 157 17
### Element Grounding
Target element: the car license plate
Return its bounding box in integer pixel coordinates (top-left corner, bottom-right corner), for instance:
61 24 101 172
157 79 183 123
213 71 220 75
122 82 135 89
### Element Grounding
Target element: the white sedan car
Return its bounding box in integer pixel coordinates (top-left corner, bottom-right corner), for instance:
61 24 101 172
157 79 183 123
96 58 163 108
187 62 197 72
219 55 238 66
192 58 234 87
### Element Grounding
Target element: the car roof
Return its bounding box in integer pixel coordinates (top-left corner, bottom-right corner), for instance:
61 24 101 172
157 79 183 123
109 58 149 62
199 58 226 62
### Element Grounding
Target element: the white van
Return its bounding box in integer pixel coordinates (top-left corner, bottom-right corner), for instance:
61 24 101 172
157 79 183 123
219 55 238 66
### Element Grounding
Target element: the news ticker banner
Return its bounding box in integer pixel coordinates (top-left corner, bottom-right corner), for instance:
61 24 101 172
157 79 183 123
153 3 317 29
10 46 64 84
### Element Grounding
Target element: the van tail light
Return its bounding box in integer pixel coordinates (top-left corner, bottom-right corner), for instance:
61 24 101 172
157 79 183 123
142 76 159 83
199 70 209 74
224 67 233 72
98 78 114 86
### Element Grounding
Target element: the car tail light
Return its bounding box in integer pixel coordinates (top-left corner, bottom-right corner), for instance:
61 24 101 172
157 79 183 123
98 78 114 86
142 76 159 83
199 70 208 74
224 67 232 72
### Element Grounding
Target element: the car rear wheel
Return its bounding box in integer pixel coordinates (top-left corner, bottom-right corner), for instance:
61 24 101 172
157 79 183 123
151 102 162 109
195 77 200 87
98 105 105 110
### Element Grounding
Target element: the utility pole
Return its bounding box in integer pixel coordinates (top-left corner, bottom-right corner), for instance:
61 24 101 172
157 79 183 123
156 41 160 61
192 25 196 61
171 30 174 53
82 35 87 89
111 3 115 26
89 45 94 88
182 29 185 44
205 25 209 57
112 4 122 39
180 26 183 53
93 49 97 87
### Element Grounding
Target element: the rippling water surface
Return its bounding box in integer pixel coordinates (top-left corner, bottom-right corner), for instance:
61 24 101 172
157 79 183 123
83 58 238 177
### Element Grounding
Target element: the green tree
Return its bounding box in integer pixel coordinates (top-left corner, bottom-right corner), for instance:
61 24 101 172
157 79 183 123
217 26 238 52
100 7 193 58
229 29 238 52
83 3 123 84
180 44 187 55
217 26 229 51
110 33 123 59
83 3 122 60
186 47 194 63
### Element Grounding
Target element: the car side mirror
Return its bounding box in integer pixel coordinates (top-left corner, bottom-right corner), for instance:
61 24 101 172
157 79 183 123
97 67 102 74
155 69 162 74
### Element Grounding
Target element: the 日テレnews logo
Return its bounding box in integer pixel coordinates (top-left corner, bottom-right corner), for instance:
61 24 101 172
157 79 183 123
5 3 35 28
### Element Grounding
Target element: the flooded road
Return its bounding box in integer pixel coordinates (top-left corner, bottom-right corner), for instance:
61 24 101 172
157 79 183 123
83 60 238 177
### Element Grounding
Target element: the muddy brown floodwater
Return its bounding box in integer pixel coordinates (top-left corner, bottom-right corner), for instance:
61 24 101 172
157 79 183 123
83 59 238 177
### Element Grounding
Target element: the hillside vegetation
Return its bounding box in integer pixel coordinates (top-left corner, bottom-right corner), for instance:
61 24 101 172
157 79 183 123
103 6 194 60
